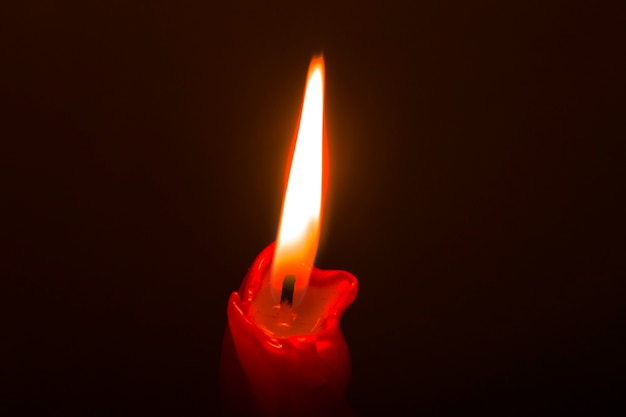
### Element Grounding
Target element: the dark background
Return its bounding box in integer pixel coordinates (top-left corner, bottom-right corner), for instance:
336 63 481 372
2 1 624 416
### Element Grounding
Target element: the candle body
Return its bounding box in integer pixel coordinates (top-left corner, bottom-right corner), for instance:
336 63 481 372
220 243 358 417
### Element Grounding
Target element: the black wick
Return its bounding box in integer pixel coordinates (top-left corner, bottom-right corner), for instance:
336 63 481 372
280 274 296 307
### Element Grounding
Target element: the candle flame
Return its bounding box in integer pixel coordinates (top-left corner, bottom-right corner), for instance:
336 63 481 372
271 56 325 307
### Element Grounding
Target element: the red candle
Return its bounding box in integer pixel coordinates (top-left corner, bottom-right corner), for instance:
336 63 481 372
220 57 358 417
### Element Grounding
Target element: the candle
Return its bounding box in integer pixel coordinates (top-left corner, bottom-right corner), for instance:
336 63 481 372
220 56 358 417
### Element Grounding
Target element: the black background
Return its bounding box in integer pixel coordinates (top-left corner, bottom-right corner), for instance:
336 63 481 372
2 1 624 416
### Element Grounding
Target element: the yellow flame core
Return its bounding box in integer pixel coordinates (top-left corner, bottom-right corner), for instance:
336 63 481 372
270 57 325 306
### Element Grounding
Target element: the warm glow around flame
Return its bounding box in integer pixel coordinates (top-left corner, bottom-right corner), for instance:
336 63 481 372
270 56 325 306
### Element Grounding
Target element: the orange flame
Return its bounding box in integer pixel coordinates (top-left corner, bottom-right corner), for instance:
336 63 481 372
270 56 325 306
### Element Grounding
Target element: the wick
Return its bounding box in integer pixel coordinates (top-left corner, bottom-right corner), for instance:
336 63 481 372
280 274 296 307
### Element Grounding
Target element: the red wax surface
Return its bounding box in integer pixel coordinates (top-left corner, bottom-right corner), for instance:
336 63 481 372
221 242 358 417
